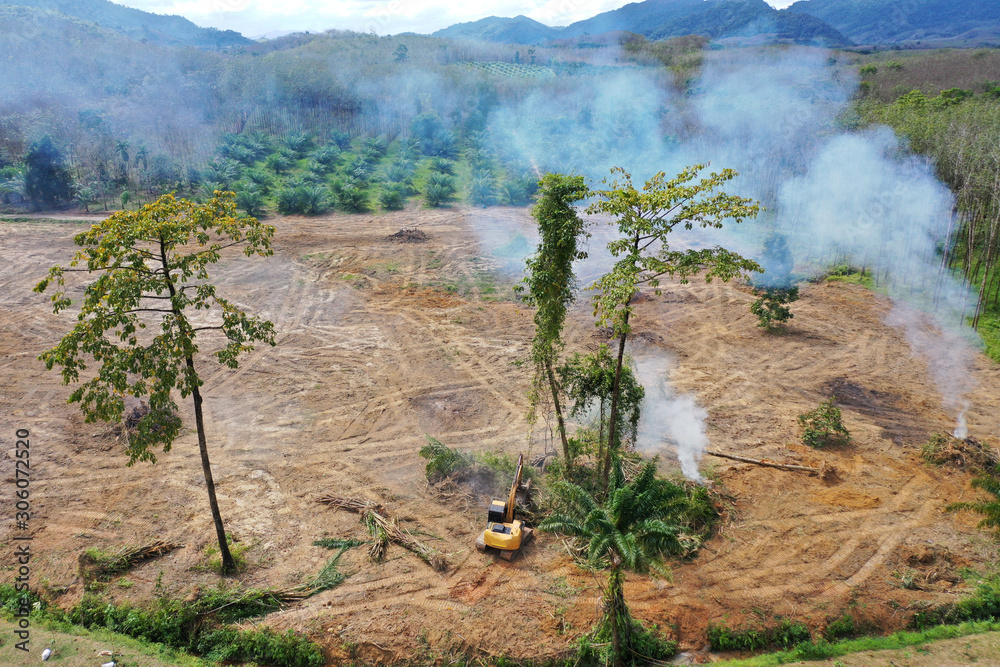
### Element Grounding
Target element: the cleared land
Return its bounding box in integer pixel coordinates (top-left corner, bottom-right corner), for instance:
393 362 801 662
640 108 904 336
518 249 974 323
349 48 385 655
1 206 999 663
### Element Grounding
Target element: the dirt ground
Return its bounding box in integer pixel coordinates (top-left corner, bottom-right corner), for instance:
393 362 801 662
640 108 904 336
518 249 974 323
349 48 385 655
1 206 999 664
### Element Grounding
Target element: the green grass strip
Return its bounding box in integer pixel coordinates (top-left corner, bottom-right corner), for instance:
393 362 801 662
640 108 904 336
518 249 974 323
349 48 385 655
716 620 1000 666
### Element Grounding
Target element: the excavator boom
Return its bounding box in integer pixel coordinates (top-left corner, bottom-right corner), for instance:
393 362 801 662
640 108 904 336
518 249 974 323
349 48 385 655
504 454 523 524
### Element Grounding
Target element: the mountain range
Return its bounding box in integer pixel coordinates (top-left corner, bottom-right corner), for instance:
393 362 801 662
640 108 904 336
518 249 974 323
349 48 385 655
0 0 251 49
1 0 998 52
434 0 1000 48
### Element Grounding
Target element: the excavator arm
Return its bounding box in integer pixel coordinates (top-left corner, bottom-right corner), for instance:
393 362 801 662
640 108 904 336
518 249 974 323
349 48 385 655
504 453 524 524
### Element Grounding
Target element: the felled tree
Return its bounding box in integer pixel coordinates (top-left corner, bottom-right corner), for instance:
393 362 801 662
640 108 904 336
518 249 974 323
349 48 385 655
520 174 590 470
588 166 761 490
35 192 276 574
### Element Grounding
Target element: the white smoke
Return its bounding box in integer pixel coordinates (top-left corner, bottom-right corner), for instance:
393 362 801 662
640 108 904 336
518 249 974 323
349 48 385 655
634 352 709 482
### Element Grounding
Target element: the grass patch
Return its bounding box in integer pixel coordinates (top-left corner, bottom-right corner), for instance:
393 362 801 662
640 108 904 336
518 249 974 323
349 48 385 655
978 310 1000 364
823 264 876 289
199 534 251 574
708 619 812 653
0 584 324 666
715 620 1000 666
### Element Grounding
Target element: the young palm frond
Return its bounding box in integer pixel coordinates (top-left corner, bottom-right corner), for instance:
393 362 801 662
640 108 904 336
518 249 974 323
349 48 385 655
948 469 1000 535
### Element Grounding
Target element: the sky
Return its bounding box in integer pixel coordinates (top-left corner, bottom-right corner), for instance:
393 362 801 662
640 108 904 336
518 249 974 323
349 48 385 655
114 0 796 38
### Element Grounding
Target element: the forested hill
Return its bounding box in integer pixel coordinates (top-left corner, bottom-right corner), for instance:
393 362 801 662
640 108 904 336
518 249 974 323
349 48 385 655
0 0 251 49
787 0 1000 46
434 0 852 47
433 15 563 46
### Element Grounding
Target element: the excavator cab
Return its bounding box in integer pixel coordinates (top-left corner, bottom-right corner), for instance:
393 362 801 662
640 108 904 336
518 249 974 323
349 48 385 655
475 454 533 560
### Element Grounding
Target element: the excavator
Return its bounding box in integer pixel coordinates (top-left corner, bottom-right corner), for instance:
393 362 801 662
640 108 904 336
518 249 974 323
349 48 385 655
475 453 533 560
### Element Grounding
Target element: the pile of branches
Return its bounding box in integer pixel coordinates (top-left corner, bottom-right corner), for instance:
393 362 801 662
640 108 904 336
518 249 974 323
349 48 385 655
921 433 998 470
316 495 448 572
386 228 428 243
79 540 182 581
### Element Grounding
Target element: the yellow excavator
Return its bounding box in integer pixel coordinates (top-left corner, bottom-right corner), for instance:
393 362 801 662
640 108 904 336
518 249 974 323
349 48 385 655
475 453 533 560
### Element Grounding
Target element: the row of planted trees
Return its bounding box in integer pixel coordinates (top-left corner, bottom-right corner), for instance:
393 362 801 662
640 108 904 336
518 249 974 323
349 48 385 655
0 122 540 215
520 167 761 665
858 90 1000 332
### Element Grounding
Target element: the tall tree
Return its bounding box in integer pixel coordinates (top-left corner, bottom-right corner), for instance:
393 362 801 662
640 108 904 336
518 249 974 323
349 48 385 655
541 460 709 666
24 137 74 210
521 174 590 470
588 166 762 490
35 192 276 574
560 344 644 477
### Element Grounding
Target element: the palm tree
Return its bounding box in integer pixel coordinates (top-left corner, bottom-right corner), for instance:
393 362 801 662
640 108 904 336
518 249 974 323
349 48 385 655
541 460 710 666
947 468 1000 536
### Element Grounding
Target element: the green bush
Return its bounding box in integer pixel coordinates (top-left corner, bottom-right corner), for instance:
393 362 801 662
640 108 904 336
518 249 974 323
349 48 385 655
419 436 477 481
335 184 370 213
276 185 329 215
708 619 812 652
577 616 677 665
378 184 406 210
823 613 857 641
750 286 799 330
798 398 850 448
67 590 324 666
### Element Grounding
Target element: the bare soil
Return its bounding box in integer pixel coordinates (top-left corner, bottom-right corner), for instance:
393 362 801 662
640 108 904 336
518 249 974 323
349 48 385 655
2 207 999 664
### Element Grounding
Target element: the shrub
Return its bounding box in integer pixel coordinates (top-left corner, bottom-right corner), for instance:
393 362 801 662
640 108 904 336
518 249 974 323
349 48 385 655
798 398 850 448
823 613 857 640
750 285 799 330
277 185 329 215
378 184 406 211
707 619 812 652
418 436 477 482
947 469 1000 538
469 171 498 207
424 182 453 208
859 64 877 76
334 184 369 213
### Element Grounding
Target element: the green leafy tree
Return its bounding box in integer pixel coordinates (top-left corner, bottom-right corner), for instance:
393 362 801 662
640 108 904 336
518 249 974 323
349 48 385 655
560 344 644 477
393 43 409 62
24 137 74 210
797 398 850 448
947 469 1000 537
541 461 709 666
35 192 276 574
750 231 799 329
520 174 590 470
750 285 799 330
587 166 762 489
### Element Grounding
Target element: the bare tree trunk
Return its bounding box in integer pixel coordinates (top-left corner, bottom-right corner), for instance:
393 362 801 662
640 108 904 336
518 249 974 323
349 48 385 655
603 233 640 493
160 236 235 574
545 358 571 471
188 361 236 574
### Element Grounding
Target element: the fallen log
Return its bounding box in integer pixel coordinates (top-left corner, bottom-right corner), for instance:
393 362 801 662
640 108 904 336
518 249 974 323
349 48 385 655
316 495 448 572
705 449 822 474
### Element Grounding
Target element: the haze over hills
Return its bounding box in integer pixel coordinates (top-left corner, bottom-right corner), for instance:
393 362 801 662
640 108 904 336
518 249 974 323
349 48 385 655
434 0 851 47
787 0 1000 45
434 0 1000 47
0 0 251 49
